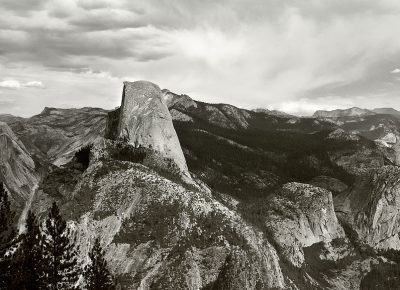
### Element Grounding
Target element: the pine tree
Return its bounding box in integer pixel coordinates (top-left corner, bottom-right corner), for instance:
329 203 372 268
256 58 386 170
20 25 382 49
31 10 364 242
42 202 80 290
0 182 15 254
15 211 45 290
83 238 115 290
0 182 17 289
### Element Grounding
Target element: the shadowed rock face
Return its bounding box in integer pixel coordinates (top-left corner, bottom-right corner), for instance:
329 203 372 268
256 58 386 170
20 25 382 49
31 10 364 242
0 122 38 211
309 175 348 196
108 81 190 177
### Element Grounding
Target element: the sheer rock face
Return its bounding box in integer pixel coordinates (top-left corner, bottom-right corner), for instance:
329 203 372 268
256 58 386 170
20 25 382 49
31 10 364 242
264 182 346 267
0 122 38 210
335 166 400 249
108 81 189 177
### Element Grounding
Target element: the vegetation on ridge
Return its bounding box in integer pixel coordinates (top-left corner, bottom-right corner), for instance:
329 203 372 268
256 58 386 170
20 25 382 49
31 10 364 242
0 185 115 289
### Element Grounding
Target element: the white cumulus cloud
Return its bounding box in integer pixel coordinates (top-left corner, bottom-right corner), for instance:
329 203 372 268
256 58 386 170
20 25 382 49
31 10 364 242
24 81 45 88
0 79 45 89
0 80 22 89
391 68 400 74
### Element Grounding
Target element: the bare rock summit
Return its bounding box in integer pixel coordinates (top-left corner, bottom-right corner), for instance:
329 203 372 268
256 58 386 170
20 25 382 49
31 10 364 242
106 81 190 178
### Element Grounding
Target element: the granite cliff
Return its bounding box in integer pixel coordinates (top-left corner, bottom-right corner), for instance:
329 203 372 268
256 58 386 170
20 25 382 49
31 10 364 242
105 81 190 179
335 165 400 250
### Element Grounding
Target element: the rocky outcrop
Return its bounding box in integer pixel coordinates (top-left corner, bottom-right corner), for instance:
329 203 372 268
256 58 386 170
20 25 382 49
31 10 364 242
262 182 346 267
379 132 397 144
106 81 190 178
162 90 251 129
253 108 296 118
162 89 198 110
170 109 193 122
327 129 360 141
201 104 250 129
334 166 400 250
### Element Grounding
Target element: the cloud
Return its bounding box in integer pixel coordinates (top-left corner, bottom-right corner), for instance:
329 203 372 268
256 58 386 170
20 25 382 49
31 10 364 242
391 68 400 74
0 0 47 14
24 81 45 88
2 0 400 116
0 80 45 89
0 80 22 89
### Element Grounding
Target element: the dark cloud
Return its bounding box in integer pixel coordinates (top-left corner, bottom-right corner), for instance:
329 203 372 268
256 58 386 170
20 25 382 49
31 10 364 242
76 0 113 10
0 0 47 14
69 14 144 32
0 25 173 71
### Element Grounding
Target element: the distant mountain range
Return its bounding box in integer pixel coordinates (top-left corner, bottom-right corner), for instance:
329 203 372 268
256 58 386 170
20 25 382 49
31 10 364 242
313 107 400 118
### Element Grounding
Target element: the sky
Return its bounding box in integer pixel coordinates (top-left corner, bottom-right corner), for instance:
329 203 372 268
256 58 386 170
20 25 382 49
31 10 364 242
1 0 400 117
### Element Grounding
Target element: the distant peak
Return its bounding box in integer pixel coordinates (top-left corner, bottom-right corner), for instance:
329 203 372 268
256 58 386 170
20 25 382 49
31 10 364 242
162 89 197 109
253 108 295 118
313 107 375 118
40 107 56 115
123 80 160 91
372 107 400 116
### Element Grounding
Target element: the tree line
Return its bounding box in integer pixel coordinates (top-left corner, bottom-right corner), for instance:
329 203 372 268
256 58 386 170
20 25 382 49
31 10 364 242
0 182 115 290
